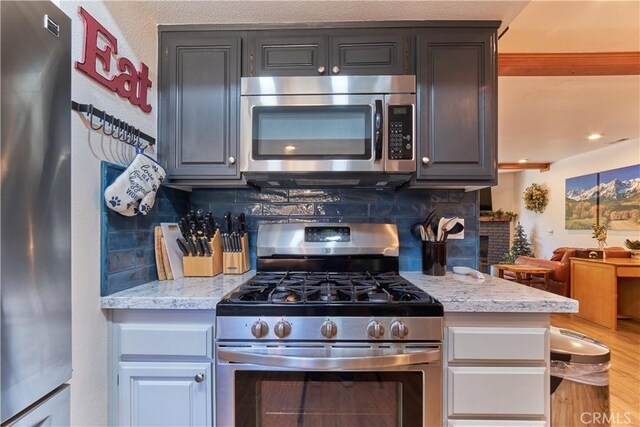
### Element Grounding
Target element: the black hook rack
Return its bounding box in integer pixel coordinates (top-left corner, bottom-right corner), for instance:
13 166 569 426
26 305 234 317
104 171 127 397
71 101 156 147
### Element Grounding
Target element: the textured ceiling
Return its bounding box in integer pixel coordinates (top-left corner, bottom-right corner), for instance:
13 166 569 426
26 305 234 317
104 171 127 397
114 1 528 31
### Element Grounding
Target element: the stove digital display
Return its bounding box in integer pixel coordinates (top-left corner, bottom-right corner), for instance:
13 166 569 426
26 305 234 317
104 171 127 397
304 226 351 242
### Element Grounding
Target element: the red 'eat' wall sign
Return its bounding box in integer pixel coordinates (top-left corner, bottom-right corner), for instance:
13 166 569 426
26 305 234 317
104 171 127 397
75 7 152 113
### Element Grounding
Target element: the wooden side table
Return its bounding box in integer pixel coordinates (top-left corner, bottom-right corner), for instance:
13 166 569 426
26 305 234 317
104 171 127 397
493 264 554 290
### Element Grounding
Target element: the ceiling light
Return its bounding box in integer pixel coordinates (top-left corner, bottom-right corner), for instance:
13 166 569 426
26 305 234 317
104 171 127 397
517 159 528 163
285 145 296 151
587 133 602 141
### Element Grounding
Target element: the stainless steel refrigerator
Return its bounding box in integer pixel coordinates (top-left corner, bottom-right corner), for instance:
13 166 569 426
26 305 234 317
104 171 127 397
1 1 72 425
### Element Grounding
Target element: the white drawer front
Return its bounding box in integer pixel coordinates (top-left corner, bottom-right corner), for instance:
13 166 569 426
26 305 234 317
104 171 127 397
448 327 547 362
448 420 546 427
119 324 213 358
448 367 547 417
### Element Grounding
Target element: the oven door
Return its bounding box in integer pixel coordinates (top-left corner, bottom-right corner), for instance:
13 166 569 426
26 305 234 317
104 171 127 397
240 95 385 173
216 343 441 427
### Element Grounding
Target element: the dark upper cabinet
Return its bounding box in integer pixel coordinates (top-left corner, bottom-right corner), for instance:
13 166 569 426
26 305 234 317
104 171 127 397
248 29 411 76
414 28 497 184
159 31 243 182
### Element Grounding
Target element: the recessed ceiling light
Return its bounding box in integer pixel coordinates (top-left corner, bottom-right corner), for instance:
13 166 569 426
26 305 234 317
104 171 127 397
517 159 528 163
587 133 602 141
284 145 296 151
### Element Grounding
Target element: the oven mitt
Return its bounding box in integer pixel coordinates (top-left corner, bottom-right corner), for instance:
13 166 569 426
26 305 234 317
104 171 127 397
104 153 166 216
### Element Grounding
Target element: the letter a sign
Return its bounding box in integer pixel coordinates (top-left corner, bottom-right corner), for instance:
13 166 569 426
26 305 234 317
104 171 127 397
75 7 152 113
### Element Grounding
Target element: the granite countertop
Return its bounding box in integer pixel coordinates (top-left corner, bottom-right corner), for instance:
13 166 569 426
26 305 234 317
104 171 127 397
101 270 578 313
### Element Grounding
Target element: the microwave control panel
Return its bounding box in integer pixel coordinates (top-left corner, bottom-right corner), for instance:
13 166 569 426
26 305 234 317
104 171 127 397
388 105 413 160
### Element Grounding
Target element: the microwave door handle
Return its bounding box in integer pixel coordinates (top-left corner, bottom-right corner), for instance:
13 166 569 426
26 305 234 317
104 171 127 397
374 99 383 160
217 348 440 370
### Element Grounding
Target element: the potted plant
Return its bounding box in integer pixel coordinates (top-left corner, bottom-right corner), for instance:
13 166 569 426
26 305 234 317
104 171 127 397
625 239 640 259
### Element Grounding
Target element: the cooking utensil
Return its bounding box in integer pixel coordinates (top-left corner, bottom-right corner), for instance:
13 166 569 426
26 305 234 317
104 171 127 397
419 225 426 241
237 213 247 236
436 217 446 241
186 237 198 256
423 209 436 231
223 211 232 234
443 221 464 241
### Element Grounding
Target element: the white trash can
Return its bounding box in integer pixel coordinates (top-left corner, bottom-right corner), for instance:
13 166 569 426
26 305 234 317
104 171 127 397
550 326 611 427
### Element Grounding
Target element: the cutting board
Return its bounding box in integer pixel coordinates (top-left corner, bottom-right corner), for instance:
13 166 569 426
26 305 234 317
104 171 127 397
161 223 184 279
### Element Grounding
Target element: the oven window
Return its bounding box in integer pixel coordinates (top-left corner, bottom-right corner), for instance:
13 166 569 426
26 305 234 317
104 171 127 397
252 106 372 159
235 371 422 427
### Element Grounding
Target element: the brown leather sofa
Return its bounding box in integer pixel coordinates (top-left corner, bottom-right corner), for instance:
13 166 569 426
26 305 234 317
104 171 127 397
513 247 630 297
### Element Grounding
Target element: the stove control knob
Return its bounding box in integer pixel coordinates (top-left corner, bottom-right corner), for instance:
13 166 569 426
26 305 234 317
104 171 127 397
321 320 337 339
391 321 409 339
367 321 385 339
274 320 292 339
251 321 268 338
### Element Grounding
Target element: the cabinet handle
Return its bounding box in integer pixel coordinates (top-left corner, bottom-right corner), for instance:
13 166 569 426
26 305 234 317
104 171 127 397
332 66 340 74
194 373 205 383
422 157 430 165
317 66 326 75
228 156 236 165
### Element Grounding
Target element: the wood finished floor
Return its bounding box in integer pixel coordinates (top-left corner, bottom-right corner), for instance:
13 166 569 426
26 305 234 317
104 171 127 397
551 314 640 427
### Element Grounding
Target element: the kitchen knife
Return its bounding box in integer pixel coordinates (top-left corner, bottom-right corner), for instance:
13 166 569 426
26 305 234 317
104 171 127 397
186 237 198 256
195 237 205 256
201 237 212 256
237 213 247 236
179 217 190 238
223 211 232 235
205 213 216 238
176 238 190 256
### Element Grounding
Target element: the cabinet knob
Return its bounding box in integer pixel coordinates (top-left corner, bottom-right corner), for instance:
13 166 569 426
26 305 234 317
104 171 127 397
422 157 430 165
317 66 326 75
332 66 340 74
194 373 205 383
228 156 236 165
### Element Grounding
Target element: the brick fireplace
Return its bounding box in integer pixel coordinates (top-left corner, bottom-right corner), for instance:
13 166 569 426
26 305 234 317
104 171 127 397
479 218 511 273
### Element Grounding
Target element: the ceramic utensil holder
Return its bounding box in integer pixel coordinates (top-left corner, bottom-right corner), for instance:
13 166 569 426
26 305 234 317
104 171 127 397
182 230 223 277
223 233 250 274
422 241 447 276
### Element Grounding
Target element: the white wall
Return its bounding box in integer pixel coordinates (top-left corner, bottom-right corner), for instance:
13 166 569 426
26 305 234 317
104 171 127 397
57 2 158 425
511 138 640 259
493 172 517 213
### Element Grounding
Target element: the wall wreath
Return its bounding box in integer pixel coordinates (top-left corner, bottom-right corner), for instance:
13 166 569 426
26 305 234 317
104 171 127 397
523 183 548 213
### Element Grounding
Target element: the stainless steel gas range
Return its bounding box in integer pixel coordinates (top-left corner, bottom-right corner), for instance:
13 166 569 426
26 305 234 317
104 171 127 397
216 223 443 427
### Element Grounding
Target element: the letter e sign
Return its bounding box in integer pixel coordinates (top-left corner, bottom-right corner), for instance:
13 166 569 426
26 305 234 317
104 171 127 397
75 7 152 113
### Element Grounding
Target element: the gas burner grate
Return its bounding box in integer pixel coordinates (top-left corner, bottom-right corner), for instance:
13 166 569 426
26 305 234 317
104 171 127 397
226 271 436 305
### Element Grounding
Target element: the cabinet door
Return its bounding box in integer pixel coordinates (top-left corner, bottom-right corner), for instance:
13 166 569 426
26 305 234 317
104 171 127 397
160 32 241 180
330 29 411 75
249 31 328 76
119 362 212 427
415 28 497 183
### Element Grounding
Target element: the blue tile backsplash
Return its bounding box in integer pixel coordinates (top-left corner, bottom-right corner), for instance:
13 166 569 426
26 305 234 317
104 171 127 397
190 188 479 272
101 162 189 296
102 165 479 294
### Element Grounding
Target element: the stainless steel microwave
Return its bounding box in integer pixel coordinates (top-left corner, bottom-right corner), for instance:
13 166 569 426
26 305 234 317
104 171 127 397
239 75 416 187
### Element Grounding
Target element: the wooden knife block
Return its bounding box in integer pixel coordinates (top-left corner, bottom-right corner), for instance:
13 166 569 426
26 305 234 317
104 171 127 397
182 230 223 277
223 233 250 275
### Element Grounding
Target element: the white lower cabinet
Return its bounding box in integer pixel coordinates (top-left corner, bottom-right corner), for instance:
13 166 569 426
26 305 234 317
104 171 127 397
444 314 551 427
118 362 212 427
448 366 546 417
109 310 216 427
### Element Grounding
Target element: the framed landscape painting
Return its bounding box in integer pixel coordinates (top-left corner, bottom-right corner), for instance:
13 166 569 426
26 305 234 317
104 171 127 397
597 164 640 231
565 173 599 229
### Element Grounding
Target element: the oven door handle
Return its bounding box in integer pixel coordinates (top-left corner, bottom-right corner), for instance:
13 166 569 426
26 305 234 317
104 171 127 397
217 348 440 370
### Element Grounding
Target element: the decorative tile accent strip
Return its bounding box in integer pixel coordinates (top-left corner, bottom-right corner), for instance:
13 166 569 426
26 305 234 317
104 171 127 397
101 162 189 296
190 188 479 271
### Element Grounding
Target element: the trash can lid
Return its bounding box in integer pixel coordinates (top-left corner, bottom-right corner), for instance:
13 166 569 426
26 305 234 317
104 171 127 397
550 326 610 364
